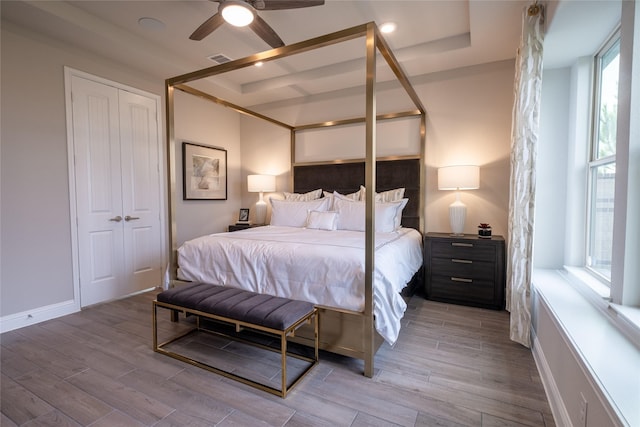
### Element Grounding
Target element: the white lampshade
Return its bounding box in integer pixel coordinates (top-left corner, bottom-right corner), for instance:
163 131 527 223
247 174 276 193
438 165 480 235
437 165 480 190
220 1 255 27
247 174 275 225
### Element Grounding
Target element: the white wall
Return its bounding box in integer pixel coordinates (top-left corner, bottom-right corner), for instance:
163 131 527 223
417 61 513 237
237 115 291 224
564 58 592 267
0 21 165 319
174 91 242 244
534 67 571 269
240 60 515 237
294 117 422 163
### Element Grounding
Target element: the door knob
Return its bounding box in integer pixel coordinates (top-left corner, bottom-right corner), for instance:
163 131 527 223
125 215 140 221
109 216 122 222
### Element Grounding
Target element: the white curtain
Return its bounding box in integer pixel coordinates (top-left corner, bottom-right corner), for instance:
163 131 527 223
507 3 545 348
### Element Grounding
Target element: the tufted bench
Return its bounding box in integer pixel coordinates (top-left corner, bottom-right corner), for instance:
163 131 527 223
152 282 318 398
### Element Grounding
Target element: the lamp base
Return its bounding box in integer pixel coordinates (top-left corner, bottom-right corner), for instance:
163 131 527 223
449 197 467 235
254 198 267 225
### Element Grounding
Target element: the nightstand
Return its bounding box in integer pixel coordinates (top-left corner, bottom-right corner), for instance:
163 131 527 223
228 224 262 232
424 232 505 310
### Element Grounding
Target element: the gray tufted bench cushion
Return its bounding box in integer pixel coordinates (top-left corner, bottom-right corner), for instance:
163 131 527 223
156 282 315 331
152 282 318 398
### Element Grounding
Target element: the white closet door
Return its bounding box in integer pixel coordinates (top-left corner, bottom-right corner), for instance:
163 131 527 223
118 90 162 295
72 76 125 306
71 75 162 307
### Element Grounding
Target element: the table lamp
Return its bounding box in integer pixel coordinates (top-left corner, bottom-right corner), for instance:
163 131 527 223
438 165 480 235
247 174 276 225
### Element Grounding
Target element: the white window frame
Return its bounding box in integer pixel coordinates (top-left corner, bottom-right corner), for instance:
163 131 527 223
576 1 640 340
568 15 640 335
585 30 620 285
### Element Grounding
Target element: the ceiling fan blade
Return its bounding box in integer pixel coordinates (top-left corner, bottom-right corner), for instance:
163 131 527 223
258 0 324 11
249 15 285 48
189 12 225 41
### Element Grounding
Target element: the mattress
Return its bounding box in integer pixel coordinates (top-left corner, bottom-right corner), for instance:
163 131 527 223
177 225 423 344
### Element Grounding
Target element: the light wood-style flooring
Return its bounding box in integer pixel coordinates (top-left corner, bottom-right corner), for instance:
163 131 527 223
1 290 555 426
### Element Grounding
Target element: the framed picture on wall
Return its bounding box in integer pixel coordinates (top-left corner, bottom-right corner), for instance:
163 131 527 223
182 142 227 200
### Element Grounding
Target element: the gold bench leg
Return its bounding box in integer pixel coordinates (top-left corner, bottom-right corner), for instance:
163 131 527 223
281 332 288 398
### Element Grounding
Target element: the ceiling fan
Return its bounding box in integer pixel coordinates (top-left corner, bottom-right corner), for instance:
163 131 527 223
189 0 325 48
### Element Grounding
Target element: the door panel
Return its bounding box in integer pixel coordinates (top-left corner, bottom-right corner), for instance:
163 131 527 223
119 91 162 293
89 230 118 281
71 76 124 307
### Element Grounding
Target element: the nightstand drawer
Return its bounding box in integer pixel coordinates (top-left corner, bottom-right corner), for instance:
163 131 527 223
429 276 497 305
430 257 495 280
431 240 496 261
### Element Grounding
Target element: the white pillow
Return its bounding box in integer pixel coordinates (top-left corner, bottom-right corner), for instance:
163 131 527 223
305 210 338 231
333 191 361 201
270 197 330 227
283 189 322 201
334 198 408 232
392 198 409 229
322 190 360 209
359 185 405 202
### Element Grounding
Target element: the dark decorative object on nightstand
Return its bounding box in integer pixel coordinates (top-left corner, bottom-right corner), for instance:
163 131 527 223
478 223 492 238
424 232 505 310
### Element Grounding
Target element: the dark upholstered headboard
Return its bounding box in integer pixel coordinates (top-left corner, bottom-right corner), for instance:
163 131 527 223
293 158 421 230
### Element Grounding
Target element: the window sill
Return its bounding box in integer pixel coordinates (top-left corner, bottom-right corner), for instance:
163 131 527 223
563 266 611 300
532 268 640 427
563 266 640 345
609 303 640 343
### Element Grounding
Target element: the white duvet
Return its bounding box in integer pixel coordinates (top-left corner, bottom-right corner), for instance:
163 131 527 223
177 225 423 344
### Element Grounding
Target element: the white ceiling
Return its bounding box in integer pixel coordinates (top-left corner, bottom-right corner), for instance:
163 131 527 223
0 0 622 108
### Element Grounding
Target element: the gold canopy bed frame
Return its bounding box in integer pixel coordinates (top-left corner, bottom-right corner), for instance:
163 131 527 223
165 22 426 377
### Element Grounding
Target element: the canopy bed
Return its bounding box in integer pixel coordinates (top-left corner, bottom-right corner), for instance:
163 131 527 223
165 22 426 377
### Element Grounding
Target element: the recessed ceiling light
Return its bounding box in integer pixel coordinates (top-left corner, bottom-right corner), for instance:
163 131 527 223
380 22 397 34
255 61 264 67
138 17 166 31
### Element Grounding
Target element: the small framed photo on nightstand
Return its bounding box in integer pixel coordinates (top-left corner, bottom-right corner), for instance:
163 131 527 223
237 208 250 225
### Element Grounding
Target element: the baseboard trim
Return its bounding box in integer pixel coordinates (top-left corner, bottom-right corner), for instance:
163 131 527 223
532 332 571 427
0 299 79 333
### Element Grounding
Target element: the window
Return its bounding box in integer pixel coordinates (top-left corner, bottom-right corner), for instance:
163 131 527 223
587 34 619 283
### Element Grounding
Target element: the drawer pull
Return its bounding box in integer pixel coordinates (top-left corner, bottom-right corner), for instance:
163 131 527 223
451 277 473 283
452 258 472 264
452 242 473 248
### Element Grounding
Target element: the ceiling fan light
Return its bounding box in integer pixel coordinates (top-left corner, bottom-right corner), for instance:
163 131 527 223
221 1 256 27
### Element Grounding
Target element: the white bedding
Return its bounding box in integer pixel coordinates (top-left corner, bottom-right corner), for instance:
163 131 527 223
177 225 423 344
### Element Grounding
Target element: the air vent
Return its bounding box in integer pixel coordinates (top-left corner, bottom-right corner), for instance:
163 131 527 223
207 53 232 64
